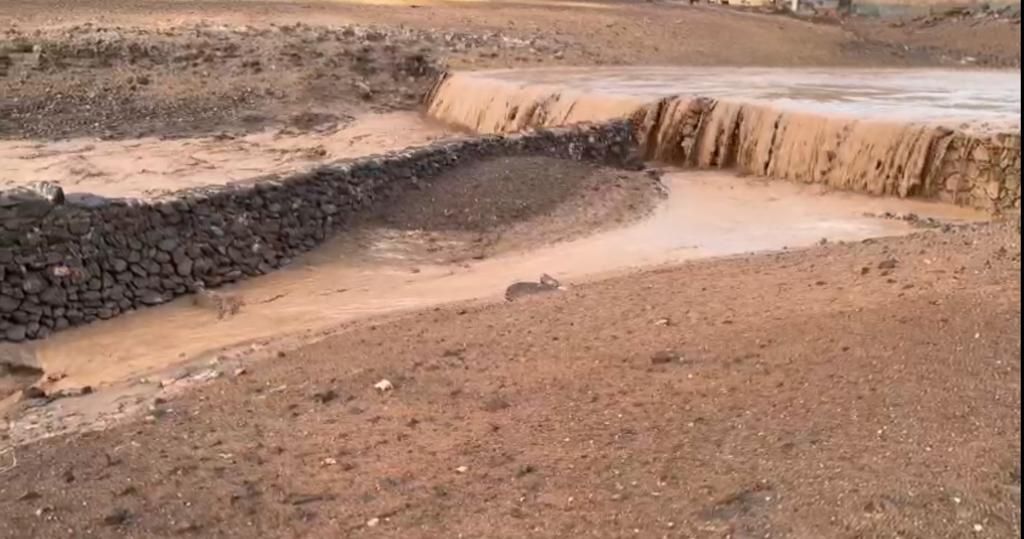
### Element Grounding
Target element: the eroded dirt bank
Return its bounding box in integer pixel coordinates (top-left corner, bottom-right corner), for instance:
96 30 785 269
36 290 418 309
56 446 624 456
426 69 1022 212
0 221 1018 538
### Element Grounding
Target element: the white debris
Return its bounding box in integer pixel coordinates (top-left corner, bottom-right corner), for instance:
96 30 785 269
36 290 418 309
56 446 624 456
366 517 380 528
455 465 469 474
374 379 394 392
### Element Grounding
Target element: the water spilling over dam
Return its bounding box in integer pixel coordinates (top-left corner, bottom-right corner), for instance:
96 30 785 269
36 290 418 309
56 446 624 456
426 67 1021 212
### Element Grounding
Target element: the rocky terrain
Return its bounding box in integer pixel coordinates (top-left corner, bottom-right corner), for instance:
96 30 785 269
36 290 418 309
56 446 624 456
0 22 566 140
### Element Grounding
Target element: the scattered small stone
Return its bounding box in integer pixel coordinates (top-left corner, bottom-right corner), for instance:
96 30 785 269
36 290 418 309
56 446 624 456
50 386 93 400
322 457 337 466
651 350 678 365
654 318 672 327
103 508 131 526
284 493 335 506
366 517 381 528
455 465 469 474
312 389 338 404
22 386 46 400
374 379 394 392
482 395 511 412
878 258 899 270
17 491 41 502
515 464 536 477
175 521 203 534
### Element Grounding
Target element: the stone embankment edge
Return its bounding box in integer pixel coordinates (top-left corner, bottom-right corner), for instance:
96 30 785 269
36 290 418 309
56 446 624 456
0 123 635 343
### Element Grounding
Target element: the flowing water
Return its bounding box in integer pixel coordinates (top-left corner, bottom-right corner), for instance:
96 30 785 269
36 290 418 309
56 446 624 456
24 170 983 396
426 67 1021 210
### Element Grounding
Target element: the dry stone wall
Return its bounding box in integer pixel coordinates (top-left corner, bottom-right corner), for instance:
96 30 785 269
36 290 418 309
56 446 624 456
0 123 635 342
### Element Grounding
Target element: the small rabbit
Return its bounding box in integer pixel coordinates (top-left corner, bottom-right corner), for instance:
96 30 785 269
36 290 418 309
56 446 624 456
504 274 564 302
191 282 244 319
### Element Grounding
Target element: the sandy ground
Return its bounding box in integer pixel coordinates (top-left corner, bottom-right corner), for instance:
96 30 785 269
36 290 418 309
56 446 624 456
0 221 1018 538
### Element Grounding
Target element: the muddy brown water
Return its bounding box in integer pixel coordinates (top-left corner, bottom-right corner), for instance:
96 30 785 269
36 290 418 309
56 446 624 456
5 171 983 432
428 67 1021 133
0 112 454 197
425 67 1021 212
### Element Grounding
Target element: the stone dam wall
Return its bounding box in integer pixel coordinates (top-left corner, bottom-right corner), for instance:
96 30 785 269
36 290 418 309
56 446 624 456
426 72 1022 213
0 124 634 342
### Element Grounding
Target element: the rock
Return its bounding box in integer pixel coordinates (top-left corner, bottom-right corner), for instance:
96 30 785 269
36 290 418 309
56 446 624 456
0 182 64 218
373 379 394 392
39 286 67 306
65 192 114 209
157 238 179 252
138 290 165 305
102 508 131 526
482 395 511 412
22 386 46 400
651 350 679 364
355 80 373 99
877 258 899 270
4 325 27 342
21 274 47 295
0 294 20 313
176 258 194 277
312 389 338 404
16 491 41 502
50 386 93 400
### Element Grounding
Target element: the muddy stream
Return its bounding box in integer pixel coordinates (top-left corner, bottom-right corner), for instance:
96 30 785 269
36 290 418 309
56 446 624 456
2 169 985 447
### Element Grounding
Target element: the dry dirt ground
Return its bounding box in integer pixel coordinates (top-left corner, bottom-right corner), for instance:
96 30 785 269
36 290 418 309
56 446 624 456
2 0 1020 141
0 221 1019 538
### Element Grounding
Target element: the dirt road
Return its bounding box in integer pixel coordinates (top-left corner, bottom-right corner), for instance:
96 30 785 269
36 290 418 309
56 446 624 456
0 222 1019 538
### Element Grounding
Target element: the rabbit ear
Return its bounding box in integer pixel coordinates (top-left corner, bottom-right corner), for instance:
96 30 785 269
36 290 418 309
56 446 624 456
540 274 559 287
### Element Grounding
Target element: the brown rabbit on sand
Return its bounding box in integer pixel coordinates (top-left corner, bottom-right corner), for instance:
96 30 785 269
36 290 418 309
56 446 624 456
504 274 564 302
191 282 244 319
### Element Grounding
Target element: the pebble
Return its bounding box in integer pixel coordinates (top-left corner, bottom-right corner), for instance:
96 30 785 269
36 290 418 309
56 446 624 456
650 350 678 365
878 258 899 270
